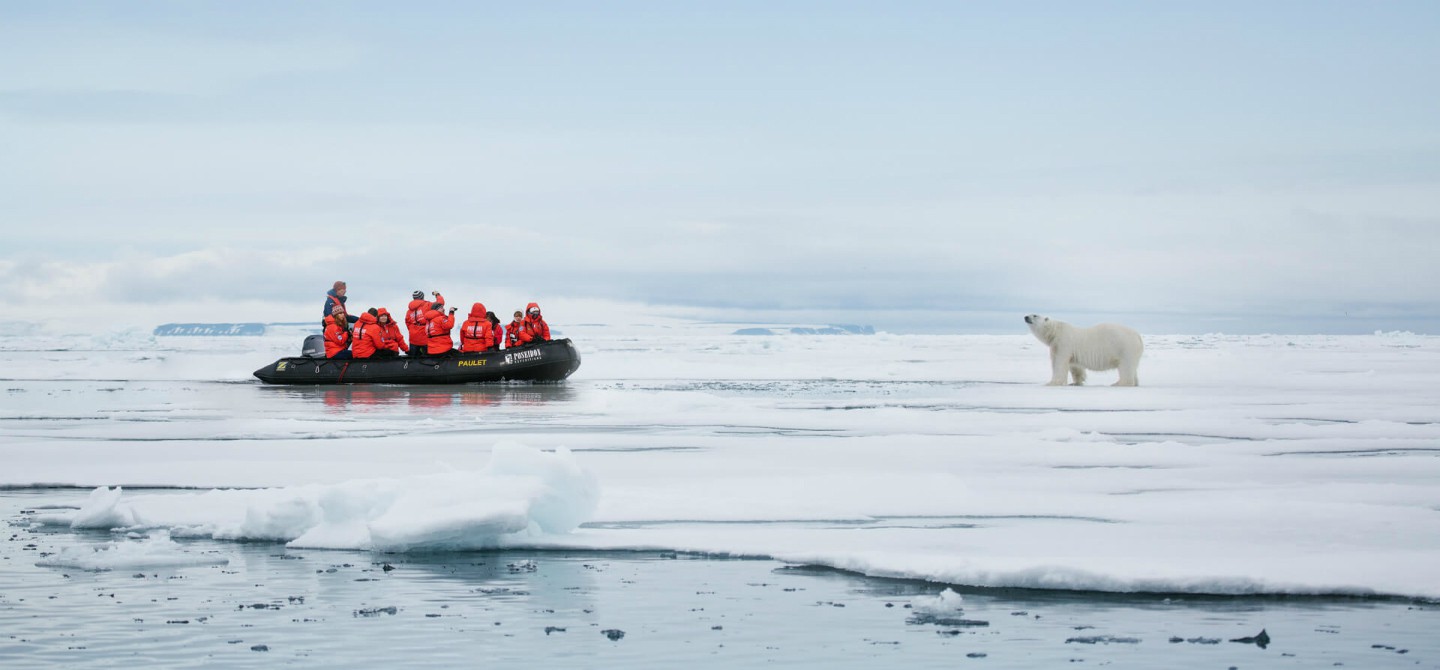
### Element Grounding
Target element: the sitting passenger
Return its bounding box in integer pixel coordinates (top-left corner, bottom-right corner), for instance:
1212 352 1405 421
323 309 354 359
350 309 385 359
424 300 457 356
486 311 503 351
505 310 524 349
516 302 551 345
459 303 495 353
375 308 407 357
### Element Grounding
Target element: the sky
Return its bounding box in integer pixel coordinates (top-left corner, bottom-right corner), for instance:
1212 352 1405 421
2 1 1438 333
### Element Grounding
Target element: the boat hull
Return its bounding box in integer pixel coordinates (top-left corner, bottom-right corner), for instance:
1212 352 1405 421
253 338 581 385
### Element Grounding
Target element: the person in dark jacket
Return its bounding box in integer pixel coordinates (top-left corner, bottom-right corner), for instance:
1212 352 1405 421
323 281 359 323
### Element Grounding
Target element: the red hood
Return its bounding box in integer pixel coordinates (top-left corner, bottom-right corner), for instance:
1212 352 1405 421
376 308 395 324
355 311 377 326
468 302 487 319
525 302 541 316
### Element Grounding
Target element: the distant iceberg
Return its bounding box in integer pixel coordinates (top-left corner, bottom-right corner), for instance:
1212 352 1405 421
154 323 267 337
153 322 318 337
733 324 875 336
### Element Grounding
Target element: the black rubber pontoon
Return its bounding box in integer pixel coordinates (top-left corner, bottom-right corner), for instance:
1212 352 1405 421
253 338 581 385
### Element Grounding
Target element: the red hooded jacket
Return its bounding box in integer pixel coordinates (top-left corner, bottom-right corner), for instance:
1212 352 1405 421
323 315 352 358
350 311 383 359
458 303 495 353
516 302 551 345
376 308 408 353
424 305 455 355
406 295 436 350
489 320 504 351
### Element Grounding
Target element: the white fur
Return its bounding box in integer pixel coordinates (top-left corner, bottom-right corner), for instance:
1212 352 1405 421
1024 314 1143 387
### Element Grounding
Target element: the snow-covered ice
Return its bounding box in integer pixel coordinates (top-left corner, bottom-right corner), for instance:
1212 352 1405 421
3 323 1439 599
33 444 597 552
34 529 229 571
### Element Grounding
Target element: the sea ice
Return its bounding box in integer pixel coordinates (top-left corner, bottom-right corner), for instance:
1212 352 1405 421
35 444 598 552
35 529 229 571
5 326 1440 599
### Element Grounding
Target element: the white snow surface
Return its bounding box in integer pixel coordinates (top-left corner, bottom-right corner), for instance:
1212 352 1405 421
34 444 598 552
4 323 1440 598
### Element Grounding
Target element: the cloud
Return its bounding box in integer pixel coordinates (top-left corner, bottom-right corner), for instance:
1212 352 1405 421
4 4 1440 334
7 198 1439 335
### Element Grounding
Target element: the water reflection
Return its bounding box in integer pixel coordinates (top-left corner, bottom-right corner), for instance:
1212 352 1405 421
265 384 579 414
226 548 602 622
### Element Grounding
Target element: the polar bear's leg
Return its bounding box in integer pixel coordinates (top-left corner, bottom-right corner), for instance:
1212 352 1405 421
1047 348 1070 386
1115 358 1139 387
1069 365 1087 386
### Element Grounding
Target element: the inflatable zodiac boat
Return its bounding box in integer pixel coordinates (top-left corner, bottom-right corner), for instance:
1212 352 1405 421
253 337 581 385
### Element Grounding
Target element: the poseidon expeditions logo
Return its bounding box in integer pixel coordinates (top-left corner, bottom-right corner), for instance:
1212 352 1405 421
504 349 543 365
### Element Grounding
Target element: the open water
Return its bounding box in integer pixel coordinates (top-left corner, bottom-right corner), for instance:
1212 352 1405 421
3 493 1436 668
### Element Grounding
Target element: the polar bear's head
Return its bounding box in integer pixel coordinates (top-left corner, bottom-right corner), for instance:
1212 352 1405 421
1024 314 1056 343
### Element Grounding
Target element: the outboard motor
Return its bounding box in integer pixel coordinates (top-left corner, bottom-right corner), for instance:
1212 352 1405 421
301 334 326 358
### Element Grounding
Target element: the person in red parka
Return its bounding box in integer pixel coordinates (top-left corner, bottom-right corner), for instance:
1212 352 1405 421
486 311 503 351
424 299 457 356
405 290 437 355
458 303 495 353
375 308 407 357
505 310 524 349
515 302 551 345
349 309 383 359
323 309 354 359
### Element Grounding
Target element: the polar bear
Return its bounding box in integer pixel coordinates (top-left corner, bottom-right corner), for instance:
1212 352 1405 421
1024 314 1143 387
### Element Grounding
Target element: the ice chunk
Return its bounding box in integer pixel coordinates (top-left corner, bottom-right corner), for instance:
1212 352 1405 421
910 587 964 614
70 486 138 529
36 530 228 571
58 444 598 552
